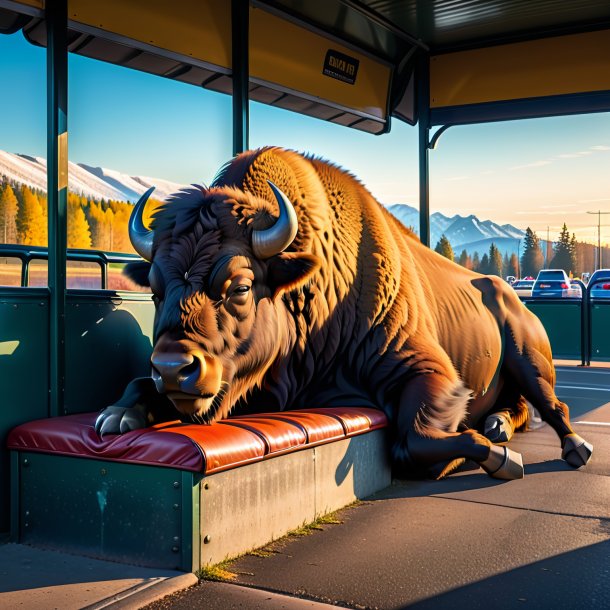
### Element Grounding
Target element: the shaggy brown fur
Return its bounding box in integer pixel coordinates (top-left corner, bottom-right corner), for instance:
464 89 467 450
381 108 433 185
107 147 589 478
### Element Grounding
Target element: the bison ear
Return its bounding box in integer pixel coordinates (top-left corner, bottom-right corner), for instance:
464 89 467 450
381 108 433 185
267 253 321 296
123 261 152 287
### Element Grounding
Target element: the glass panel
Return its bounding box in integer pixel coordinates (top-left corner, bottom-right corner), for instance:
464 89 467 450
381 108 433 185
0 32 47 250
0 256 23 287
428 113 610 280
66 260 102 289
250 101 418 224
107 263 151 293
28 258 47 287
68 51 231 254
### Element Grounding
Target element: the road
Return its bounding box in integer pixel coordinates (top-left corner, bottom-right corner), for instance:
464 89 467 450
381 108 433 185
145 364 610 610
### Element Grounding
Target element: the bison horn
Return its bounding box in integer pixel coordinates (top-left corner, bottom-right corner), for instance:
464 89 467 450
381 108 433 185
128 186 155 261
252 181 299 259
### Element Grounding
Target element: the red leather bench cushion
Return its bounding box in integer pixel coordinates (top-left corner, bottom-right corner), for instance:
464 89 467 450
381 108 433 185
7 407 388 475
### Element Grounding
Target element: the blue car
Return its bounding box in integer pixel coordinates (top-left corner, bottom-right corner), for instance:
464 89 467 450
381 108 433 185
588 269 610 299
532 269 581 298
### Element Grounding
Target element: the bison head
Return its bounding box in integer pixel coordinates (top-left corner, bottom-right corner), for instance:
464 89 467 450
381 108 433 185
127 181 320 423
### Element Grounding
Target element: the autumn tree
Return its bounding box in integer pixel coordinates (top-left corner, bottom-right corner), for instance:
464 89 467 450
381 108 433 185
458 249 472 270
17 185 46 246
487 243 503 277
502 252 510 276
508 253 519 278
472 252 481 273
520 227 544 277
0 183 19 244
67 200 92 248
434 234 454 261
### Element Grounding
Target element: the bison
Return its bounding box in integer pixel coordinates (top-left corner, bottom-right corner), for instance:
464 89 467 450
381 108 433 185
96 147 592 480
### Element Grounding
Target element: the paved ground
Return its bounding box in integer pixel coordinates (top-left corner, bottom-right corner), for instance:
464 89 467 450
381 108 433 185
144 365 610 610
0 364 607 609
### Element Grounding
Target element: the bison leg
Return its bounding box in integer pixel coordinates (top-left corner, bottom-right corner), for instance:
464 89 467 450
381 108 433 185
483 387 530 444
503 339 592 468
95 377 176 435
392 373 524 480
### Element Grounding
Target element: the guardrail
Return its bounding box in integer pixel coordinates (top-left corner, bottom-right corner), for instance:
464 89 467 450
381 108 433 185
522 279 610 365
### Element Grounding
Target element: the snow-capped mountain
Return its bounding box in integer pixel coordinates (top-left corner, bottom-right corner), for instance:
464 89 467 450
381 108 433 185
0 149 186 202
386 203 525 252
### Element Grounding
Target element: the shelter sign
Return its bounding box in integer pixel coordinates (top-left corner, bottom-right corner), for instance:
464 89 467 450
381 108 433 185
323 50 359 85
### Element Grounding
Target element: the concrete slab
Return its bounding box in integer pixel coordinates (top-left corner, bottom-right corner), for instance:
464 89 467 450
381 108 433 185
0 543 196 610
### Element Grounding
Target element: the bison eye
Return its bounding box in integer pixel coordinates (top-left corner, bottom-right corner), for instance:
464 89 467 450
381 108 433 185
234 285 250 295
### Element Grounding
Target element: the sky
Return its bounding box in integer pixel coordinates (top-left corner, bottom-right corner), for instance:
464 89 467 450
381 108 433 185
1 30 609 244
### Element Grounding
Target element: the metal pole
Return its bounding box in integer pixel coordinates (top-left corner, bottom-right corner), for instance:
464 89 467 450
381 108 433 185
47 0 68 417
232 0 249 156
417 53 430 247
587 210 610 270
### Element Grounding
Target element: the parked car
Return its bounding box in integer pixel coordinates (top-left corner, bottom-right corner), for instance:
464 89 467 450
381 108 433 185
511 279 535 297
532 269 581 298
588 269 610 299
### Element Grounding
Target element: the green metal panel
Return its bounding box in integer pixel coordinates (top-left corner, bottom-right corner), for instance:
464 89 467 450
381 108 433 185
16 452 196 570
590 302 610 361
524 301 582 359
64 294 154 414
181 469 202 572
0 292 49 534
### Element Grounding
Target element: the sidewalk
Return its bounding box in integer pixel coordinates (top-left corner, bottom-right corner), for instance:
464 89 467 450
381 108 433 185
0 543 197 609
2 365 608 609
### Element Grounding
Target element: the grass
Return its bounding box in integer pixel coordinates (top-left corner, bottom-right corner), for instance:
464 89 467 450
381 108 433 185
196 559 238 582
197 503 362 582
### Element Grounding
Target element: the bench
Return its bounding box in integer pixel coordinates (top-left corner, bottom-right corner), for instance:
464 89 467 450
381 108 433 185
7 408 390 571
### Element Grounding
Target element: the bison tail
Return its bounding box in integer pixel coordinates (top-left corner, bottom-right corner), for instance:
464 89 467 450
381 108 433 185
414 379 472 435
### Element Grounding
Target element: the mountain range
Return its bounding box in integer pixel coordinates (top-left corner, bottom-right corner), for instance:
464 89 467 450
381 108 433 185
0 149 185 202
0 149 526 256
386 203 525 257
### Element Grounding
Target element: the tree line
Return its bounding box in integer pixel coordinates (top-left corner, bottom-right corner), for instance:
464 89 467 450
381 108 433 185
434 224 609 278
0 175 161 253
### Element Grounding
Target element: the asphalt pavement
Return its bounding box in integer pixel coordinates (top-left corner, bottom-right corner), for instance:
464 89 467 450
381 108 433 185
143 364 610 610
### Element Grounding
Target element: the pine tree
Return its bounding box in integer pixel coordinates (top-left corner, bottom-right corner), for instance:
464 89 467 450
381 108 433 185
480 253 490 275
17 186 45 246
550 223 574 274
520 227 544 277
488 243 503 277
508 253 519 278
569 233 579 276
434 234 454 261
0 183 19 244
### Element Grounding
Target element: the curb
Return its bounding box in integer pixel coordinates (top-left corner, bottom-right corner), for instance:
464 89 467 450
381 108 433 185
84 573 199 609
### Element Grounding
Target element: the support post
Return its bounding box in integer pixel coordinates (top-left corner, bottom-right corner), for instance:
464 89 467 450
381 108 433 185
417 54 430 247
232 0 249 156
47 0 68 417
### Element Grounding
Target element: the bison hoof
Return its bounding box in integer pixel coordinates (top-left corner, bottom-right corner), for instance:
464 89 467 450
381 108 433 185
483 413 512 443
562 434 593 468
480 445 524 480
95 405 146 436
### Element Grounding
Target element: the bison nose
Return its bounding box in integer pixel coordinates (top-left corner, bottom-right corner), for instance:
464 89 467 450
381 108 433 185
151 351 206 394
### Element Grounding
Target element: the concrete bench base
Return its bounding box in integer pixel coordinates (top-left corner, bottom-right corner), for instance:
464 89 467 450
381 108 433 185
11 427 389 570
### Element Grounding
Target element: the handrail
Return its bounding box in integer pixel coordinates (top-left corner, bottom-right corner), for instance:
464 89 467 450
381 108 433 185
0 244 144 289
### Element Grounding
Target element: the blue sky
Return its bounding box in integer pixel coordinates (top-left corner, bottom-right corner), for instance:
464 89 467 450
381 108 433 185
1 30 610 243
